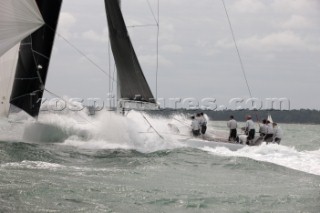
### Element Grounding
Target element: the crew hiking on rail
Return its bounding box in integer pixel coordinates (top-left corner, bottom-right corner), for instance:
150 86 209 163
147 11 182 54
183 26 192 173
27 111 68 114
191 112 207 137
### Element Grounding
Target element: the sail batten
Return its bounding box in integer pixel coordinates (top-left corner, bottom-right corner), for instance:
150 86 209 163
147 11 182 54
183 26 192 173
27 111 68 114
104 0 155 103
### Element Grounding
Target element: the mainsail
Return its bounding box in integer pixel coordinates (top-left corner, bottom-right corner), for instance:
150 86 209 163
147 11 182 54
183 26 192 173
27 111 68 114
9 0 63 117
104 0 155 103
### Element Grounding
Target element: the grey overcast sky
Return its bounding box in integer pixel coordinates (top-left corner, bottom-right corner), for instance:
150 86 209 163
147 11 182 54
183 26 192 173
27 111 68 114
45 0 320 110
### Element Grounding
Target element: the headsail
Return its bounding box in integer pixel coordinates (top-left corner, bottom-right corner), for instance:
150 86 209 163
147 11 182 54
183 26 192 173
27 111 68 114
0 0 45 117
9 0 63 117
0 0 44 57
0 44 20 117
104 0 155 103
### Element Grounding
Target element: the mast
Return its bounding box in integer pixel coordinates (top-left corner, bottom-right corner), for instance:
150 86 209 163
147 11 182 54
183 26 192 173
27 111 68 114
10 0 63 117
104 0 155 103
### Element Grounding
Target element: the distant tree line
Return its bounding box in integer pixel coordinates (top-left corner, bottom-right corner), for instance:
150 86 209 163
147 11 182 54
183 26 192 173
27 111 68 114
146 109 320 124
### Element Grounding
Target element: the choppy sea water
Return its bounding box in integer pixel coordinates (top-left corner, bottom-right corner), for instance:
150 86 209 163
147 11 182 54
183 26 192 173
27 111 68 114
0 111 319 212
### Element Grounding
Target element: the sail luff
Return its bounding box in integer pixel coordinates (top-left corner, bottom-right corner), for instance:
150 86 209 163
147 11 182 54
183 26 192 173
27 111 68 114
104 0 155 103
10 0 63 117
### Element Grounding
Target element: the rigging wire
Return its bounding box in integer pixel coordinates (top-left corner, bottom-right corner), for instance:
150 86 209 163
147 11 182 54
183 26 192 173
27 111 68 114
145 0 160 101
111 65 116 93
9 35 45 106
18 24 110 124
108 40 111 94
140 111 164 139
127 24 157 28
221 0 253 98
107 40 117 108
43 88 98 126
221 0 260 123
156 0 160 101
57 32 116 83
145 0 159 25
45 24 116 83
126 0 160 100
45 23 120 112
28 35 44 86
108 39 112 108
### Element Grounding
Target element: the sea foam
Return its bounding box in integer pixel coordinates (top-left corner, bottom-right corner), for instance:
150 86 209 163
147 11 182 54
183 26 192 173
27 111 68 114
202 144 320 176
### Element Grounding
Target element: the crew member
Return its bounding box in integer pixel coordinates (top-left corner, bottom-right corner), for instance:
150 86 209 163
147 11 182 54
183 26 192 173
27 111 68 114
199 112 207 134
191 116 200 136
264 120 274 143
227 115 237 142
273 123 283 144
259 119 267 137
245 115 255 145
